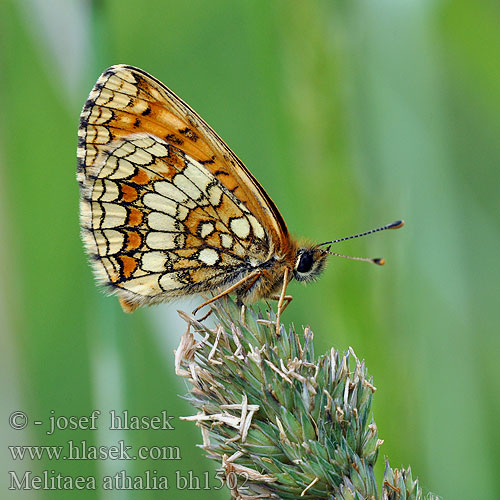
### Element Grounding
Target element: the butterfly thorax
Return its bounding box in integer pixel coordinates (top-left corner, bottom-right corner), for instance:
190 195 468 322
234 239 328 304
233 245 295 304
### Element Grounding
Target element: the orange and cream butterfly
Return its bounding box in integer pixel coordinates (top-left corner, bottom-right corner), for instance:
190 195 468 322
77 65 403 329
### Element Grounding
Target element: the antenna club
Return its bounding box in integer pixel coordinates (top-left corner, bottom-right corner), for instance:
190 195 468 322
389 220 405 229
373 258 385 266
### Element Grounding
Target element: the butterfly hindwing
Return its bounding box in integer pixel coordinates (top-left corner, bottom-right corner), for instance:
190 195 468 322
81 132 271 305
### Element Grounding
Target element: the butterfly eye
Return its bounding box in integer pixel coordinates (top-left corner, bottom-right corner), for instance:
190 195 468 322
294 248 328 283
296 251 314 273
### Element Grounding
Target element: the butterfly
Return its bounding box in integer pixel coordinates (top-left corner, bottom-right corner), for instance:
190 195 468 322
77 65 403 330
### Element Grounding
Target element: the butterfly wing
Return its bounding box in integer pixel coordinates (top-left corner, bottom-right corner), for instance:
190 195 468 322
78 66 290 306
78 65 289 249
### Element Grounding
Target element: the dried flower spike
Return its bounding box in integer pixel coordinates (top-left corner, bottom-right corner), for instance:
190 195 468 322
175 297 438 500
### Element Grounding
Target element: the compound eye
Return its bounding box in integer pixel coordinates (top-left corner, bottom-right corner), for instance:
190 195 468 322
297 251 314 273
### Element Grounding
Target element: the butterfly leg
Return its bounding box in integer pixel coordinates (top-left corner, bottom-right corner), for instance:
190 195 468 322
192 270 263 316
269 294 294 314
274 267 291 335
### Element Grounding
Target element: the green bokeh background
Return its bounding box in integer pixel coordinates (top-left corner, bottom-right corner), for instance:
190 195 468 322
1 1 499 499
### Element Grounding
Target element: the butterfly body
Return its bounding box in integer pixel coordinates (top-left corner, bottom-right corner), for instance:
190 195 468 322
78 65 396 318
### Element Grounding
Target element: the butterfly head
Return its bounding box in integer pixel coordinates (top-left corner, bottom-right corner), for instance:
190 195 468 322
293 245 329 283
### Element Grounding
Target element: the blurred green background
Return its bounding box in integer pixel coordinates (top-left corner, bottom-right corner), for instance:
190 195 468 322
1 0 499 498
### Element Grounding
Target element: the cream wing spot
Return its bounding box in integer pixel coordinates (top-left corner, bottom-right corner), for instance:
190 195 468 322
112 140 136 158
144 141 169 157
207 184 223 207
142 251 169 272
221 233 233 249
130 135 155 149
91 203 103 228
98 179 120 202
101 203 127 228
91 180 104 200
173 173 203 201
146 231 178 250
109 159 135 179
183 163 211 192
86 125 110 145
129 99 150 115
159 273 183 291
93 229 125 256
149 160 176 177
155 181 194 206
177 205 189 221
116 113 139 129
95 155 116 178
107 75 137 96
114 68 136 84
104 230 126 255
104 74 122 90
230 217 250 239
89 106 113 125
131 268 147 278
148 85 164 102
247 214 265 239
126 148 152 165
198 248 219 266
119 274 162 296
147 212 178 231
84 127 96 143
96 88 130 109
199 222 215 238
143 193 177 216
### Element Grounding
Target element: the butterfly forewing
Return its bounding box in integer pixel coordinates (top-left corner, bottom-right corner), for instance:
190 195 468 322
78 65 289 251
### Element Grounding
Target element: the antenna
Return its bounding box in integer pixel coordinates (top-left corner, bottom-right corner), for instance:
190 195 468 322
317 220 404 266
318 220 404 246
323 251 386 266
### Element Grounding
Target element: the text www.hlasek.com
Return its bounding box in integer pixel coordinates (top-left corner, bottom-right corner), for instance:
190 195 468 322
8 440 180 461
